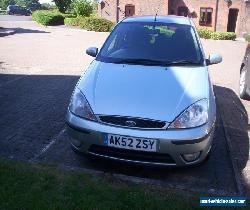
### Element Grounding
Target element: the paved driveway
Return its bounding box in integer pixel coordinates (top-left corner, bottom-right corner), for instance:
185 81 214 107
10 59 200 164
0 18 249 195
0 15 32 21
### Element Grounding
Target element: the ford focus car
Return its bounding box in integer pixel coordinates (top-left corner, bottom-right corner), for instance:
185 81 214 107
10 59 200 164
66 16 222 166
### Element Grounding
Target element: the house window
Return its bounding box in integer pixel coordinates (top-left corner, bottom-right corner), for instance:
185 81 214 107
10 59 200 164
125 5 135 17
199 8 213 26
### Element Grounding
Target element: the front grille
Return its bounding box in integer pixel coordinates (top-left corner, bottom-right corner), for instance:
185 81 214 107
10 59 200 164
88 145 175 164
98 115 166 129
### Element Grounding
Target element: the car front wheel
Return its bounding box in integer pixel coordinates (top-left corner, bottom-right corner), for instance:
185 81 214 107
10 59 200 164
240 66 249 99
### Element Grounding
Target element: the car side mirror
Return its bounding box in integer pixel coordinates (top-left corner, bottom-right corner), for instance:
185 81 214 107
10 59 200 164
206 53 222 66
86 47 98 57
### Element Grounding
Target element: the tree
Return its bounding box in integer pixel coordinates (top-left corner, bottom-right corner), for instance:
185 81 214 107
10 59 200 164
15 0 41 10
73 0 92 17
53 0 71 13
0 0 16 10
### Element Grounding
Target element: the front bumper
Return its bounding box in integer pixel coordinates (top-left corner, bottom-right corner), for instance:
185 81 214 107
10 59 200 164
66 110 215 166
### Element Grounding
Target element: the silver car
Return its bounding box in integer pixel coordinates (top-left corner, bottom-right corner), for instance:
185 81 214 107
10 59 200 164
66 16 222 166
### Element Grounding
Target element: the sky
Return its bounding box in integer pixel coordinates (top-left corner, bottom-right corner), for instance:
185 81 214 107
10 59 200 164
39 0 53 4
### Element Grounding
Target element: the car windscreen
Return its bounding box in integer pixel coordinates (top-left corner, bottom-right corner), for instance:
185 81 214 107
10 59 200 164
97 22 204 66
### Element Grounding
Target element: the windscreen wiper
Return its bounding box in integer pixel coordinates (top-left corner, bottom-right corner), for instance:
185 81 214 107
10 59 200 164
112 58 167 66
164 60 201 66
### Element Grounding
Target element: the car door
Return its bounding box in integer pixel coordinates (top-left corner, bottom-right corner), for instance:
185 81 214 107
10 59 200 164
15 6 21 14
246 44 250 89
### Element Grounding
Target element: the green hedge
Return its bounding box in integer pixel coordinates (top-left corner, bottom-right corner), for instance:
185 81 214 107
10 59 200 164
197 28 212 39
62 13 77 18
65 16 114 32
80 17 114 32
197 28 236 40
64 17 79 26
211 32 236 40
32 10 64 26
245 35 250 42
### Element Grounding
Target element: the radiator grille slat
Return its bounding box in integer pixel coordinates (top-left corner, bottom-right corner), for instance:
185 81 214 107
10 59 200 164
98 115 166 129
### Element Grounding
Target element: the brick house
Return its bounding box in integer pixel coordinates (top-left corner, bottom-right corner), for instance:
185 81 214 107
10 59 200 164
98 0 250 36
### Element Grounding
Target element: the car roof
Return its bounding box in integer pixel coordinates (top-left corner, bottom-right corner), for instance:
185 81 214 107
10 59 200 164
8 5 20 8
122 15 192 26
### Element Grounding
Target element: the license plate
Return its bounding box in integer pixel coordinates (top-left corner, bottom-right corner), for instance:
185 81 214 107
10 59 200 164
104 134 157 152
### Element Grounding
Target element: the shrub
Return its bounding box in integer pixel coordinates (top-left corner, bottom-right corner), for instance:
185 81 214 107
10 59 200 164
64 17 79 26
32 10 64 26
197 28 212 39
245 34 250 42
62 13 76 18
0 0 16 10
73 0 93 17
80 17 115 32
197 28 236 40
210 32 236 40
64 16 115 32
77 16 87 28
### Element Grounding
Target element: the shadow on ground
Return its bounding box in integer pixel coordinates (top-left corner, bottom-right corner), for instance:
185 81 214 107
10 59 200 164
214 85 250 196
0 73 78 161
0 73 249 195
0 27 49 37
15 28 50 34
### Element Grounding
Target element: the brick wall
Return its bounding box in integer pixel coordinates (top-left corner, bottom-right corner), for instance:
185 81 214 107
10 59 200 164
237 1 250 36
98 0 118 22
216 0 241 33
168 0 217 30
241 3 250 35
216 0 250 36
98 0 250 36
98 0 169 22
117 0 168 20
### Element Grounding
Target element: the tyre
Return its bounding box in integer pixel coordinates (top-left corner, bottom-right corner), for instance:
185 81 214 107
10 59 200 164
240 66 249 100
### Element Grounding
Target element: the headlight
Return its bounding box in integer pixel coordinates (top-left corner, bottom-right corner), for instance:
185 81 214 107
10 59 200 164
168 99 208 129
69 88 97 121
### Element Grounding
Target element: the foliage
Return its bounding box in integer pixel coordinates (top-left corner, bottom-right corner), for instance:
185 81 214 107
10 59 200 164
32 10 64 26
64 16 114 32
16 0 41 10
92 0 98 14
0 0 41 10
62 13 76 18
0 0 15 10
210 32 236 40
197 28 212 39
198 28 236 40
80 16 114 32
245 34 250 42
73 0 92 17
64 17 78 26
41 3 56 10
53 0 71 13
